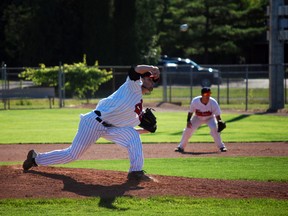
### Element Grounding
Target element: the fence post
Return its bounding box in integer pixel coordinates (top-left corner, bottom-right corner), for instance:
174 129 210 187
58 62 65 108
62 66 65 107
169 76 172 103
226 76 229 105
268 0 285 111
285 64 287 104
162 66 168 102
1 62 8 109
190 66 193 101
112 68 116 93
245 66 249 111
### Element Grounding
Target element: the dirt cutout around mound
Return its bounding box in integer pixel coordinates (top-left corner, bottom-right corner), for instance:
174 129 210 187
0 142 288 200
0 165 288 200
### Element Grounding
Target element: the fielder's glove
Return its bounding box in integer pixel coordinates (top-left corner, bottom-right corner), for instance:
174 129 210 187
217 120 226 132
139 108 157 133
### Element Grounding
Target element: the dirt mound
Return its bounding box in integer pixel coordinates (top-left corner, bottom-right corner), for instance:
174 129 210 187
1 165 287 200
1 142 288 200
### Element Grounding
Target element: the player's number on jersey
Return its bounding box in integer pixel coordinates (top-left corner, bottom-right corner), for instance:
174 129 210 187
134 100 143 118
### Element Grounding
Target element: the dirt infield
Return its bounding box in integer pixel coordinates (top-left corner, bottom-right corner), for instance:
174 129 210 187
1 142 288 200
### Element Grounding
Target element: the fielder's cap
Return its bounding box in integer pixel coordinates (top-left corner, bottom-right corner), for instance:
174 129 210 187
141 72 159 83
201 87 211 94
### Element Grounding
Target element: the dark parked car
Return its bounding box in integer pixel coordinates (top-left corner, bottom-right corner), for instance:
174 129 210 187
158 56 222 87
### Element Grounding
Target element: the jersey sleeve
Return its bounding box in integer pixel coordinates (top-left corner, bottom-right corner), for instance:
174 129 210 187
211 99 221 116
189 97 198 112
128 65 141 81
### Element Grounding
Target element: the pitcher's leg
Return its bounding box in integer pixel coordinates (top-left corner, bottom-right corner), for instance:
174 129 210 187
103 127 143 172
35 114 102 166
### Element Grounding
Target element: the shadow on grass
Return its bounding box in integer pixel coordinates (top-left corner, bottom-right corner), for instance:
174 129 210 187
179 151 219 155
171 114 251 135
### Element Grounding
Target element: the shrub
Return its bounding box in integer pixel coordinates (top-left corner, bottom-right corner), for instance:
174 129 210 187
19 56 113 100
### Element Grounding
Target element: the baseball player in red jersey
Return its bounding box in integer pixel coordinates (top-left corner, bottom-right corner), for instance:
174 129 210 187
175 87 227 153
23 65 160 182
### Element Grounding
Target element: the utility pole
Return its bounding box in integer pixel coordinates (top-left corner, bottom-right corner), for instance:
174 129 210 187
267 0 288 112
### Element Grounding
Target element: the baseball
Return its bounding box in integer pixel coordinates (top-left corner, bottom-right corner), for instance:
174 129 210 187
180 24 188 32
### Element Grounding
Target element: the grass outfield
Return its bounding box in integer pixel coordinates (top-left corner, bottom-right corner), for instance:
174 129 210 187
0 109 287 144
0 198 287 216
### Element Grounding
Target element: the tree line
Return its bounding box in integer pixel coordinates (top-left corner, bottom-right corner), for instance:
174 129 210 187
0 0 269 67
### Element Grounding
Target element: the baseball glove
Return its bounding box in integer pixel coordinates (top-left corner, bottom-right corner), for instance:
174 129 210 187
139 108 157 133
217 120 226 133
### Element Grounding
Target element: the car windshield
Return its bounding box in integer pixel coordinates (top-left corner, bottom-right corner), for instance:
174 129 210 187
160 57 202 69
177 58 200 69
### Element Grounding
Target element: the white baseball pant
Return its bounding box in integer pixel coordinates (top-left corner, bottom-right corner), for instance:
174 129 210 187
178 115 225 149
35 111 144 172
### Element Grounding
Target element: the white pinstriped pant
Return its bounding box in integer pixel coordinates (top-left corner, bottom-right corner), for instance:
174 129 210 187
178 115 225 149
35 111 144 172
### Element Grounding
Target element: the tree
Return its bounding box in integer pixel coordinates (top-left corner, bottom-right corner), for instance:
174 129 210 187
156 0 268 64
3 0 83 66
1 0 269 66
2 0 161 66
134 0 161 65
2 3 34 66
81 0 115 65
111 0 160 65
19 57 113 101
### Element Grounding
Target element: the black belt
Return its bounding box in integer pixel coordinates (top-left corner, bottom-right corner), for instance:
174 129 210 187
94 110 113 127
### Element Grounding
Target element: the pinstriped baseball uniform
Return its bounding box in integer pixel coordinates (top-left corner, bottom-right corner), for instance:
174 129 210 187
178 96 226 150
35 67 148 172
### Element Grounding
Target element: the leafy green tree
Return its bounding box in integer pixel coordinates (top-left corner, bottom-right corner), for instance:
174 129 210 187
81 0 115 65
19 57 113 101
156 0 268 64
111 0 160 65
2 0 161 66
1 0 268 66
134 0 161 65
2 3 34 66
3 0 83 66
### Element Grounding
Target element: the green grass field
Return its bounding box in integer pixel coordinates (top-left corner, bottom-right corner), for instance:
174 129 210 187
0 108 287 215
1 198 287 216
0 109 287 144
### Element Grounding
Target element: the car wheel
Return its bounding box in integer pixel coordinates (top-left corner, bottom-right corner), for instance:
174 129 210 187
201 78 212 87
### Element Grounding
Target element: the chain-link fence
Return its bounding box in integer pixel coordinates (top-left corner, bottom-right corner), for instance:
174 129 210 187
1 64 287 110
159 64 287 110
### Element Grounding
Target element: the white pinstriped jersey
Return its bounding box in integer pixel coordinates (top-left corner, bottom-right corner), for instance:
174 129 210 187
95 77 143 127
189 96 221 120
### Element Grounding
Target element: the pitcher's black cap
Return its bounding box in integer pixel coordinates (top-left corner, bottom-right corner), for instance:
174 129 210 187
141 72 159 83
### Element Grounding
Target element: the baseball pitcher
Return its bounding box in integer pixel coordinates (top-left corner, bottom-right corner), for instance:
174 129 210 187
23 65 160 182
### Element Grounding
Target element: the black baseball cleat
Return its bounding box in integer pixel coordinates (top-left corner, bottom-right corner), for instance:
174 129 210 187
127 170 157 182
174 147 184 153
220 147 227 152
23 150 38 171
